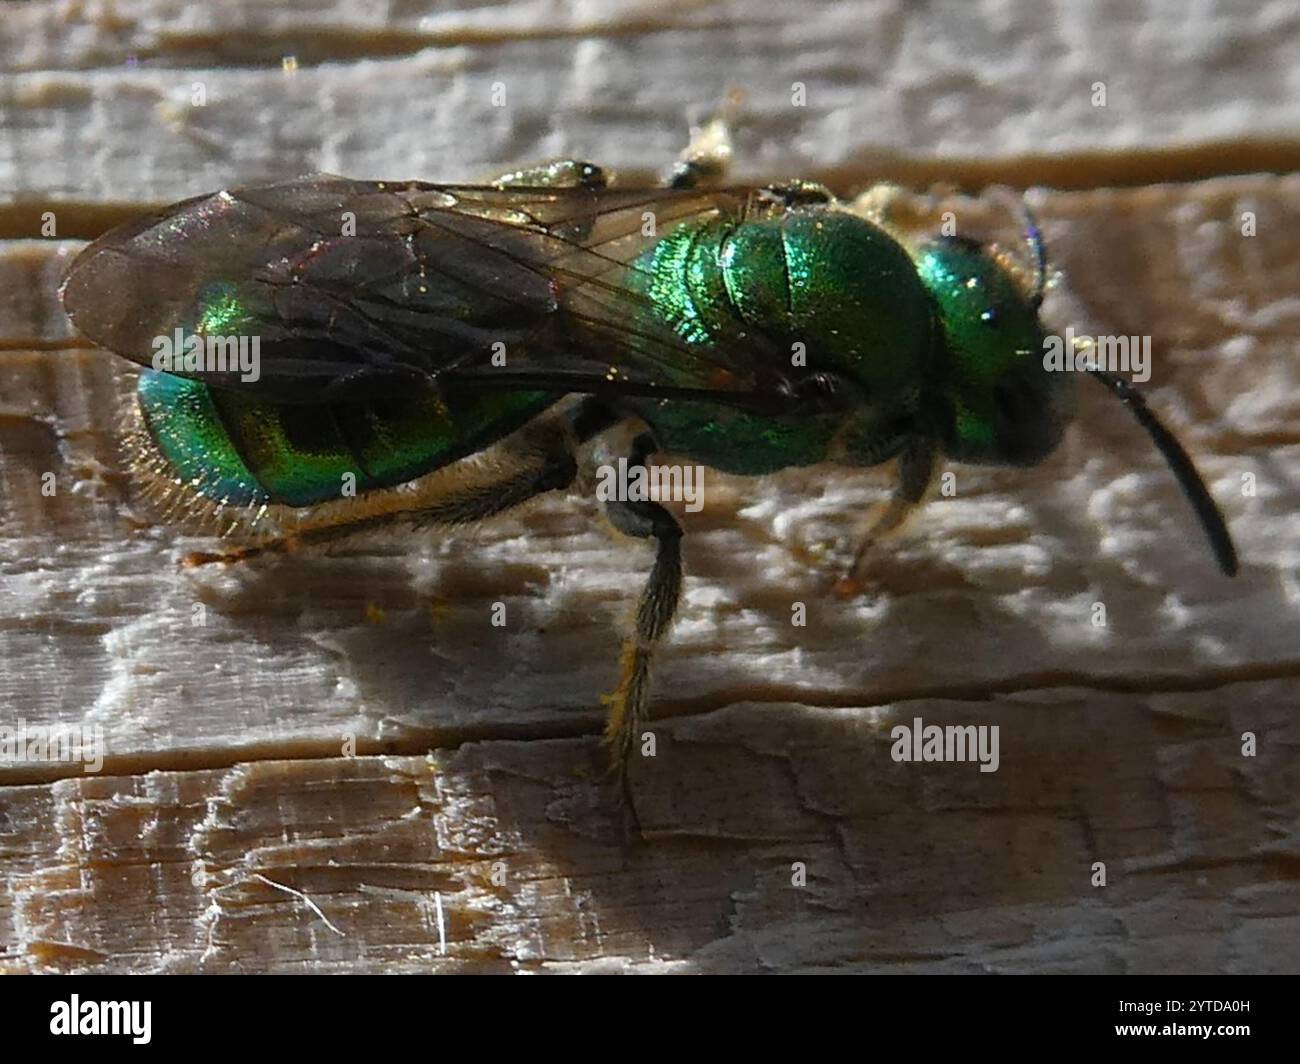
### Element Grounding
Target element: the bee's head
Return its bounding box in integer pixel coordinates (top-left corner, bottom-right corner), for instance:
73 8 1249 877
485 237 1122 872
910 225 1237 578
915 235 1076 466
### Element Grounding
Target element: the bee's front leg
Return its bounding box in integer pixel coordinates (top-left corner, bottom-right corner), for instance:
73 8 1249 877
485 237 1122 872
836 437 935 597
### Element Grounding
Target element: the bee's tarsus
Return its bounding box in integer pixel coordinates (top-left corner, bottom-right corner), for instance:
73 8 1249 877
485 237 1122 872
601 740 644 840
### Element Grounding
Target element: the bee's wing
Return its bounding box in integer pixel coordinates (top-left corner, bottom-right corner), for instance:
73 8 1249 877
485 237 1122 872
61 174 788 407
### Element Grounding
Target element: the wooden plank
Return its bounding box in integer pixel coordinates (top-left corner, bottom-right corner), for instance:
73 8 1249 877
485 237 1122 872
4 0 1300 217
2 174 1295 975
3 684 1296 974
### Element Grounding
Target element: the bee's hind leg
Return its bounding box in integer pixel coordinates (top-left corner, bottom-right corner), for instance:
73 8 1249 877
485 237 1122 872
188 404 678 831
184 410 608 567
598 431 684 829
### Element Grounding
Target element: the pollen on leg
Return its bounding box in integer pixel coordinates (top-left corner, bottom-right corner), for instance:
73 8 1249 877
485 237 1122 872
600 639 641 762
600 638 649 834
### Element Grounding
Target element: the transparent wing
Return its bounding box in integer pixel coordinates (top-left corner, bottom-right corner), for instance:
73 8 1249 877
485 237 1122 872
61 174 791 408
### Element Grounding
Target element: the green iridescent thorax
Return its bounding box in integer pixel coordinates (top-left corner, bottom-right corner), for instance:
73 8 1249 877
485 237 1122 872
913 237 1076 466
626 208 936 474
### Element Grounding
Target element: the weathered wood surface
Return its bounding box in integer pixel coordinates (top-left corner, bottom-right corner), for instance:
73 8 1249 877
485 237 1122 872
1 0 1297 973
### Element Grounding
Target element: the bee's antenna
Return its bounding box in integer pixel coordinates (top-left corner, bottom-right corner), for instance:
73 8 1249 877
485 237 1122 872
991 187 1048 309
1021 200 1048 311
1087 368 1238 576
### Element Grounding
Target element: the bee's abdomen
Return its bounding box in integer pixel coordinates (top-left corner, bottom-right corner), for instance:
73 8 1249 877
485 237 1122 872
136 371 552 508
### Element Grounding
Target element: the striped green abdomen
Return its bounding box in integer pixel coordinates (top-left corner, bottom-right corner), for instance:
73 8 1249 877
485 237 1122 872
138 371 553 507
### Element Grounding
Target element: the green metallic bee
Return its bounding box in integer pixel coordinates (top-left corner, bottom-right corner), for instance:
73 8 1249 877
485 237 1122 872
60 130 1238 799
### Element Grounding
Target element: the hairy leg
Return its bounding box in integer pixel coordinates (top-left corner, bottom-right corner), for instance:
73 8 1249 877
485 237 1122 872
185 405 617 566
597 432 685 821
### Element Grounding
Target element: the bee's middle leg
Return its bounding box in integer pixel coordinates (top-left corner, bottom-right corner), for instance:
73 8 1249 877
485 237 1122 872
597 431 684 819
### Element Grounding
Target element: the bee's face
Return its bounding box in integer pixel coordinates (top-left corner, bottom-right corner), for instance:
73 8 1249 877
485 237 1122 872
915 236 1076 467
